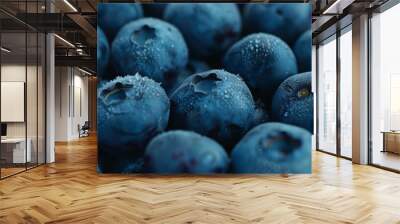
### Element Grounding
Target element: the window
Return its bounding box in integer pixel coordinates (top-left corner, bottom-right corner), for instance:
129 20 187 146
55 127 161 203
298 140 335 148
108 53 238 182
370 3 400 171
317 36 337 154
339 27 352 158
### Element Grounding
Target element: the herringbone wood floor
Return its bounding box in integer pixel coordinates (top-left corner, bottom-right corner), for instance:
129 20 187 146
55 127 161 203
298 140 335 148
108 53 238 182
1 135 400 224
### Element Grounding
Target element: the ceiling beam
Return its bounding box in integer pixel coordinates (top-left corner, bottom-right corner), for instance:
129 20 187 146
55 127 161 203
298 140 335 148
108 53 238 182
55 55 95 68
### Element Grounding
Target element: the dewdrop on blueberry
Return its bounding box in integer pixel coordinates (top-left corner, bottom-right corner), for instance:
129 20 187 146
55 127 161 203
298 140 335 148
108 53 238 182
272 72 313 133
112 18 188 84
164 3 241 58
231 122 311 173
169 69 255 149
144 130 229 174
223 33 298 104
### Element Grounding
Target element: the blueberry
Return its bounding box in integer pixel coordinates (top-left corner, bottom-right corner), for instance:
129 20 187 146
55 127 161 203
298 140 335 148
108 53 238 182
272 72 313 133
111 18 188 84
243 3 311 45
251 100 270 128
292 31 311 73
97 79 107 89
223 33 298 104
237 3 247 13
98 150 144 173
97 27 110 78
98 3 143 41
164 59 210 95
143 3 168 18
164 3 241 59
144 130 229 173
169 69 255 149
97 74 170 172
231 122 311 173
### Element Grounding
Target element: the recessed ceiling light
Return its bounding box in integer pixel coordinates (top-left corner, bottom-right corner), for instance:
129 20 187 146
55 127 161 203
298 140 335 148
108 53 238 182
322 0 354 15
63 0 78 12
1 47 11 53
78 67 92 76
54 34 75 48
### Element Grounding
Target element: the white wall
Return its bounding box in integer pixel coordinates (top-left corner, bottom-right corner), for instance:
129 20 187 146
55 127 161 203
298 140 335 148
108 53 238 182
72 73 89 138
54 67 89 141
1 65 40 137
55 66 69 141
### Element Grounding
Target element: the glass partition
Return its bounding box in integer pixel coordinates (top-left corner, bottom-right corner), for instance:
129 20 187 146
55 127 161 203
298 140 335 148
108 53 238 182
317 36 337 154
0 1 46 179
1 31 28 177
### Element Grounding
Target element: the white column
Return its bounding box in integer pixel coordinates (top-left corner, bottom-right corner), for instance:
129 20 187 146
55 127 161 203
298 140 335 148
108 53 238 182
45 0 56 163
46 32 55 163
352 14 369 164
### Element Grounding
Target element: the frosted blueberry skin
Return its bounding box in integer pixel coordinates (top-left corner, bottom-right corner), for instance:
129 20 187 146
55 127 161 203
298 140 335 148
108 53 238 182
164 3 241 59
223 33 298 104
231 122 311 173
251 100 270 128
97 27 110 78
272 72 313 133
169 69 255 149
144 130 229 174
98 3 143 41
243 3 311 45
97 74 170 173
143 3 168 18
164 59 210 95
112 18 188 85
293 31 311 73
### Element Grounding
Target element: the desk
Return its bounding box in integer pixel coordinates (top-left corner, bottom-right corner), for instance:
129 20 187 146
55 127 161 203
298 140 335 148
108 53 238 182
382 131 400 154
1 138 31 163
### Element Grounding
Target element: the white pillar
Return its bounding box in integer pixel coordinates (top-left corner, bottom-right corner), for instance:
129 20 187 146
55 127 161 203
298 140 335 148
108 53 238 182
45 0 56 163
46 32 55 163
352 14 369 164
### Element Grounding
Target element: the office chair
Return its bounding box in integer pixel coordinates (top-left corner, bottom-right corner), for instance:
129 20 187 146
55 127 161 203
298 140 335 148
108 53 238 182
79 121 90 138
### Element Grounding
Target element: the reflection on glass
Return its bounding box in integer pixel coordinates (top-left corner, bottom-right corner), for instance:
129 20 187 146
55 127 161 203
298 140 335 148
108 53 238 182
318 37 337 154
371 4 400 171
0 1 46 179
1 32 27 177
38 33 46 165
340 29 352 158
27 31 38 169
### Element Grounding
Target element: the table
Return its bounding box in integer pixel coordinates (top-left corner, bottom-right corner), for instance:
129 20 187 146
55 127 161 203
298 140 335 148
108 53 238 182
381 131 400 154
1 138 31 163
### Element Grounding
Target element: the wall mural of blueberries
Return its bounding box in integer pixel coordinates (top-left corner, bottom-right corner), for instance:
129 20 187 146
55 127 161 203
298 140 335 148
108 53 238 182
97 3 313 174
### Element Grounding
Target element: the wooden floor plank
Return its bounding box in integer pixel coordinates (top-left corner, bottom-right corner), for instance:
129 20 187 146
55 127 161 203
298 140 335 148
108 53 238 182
0 135 400 223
